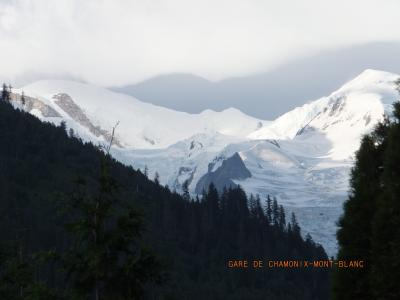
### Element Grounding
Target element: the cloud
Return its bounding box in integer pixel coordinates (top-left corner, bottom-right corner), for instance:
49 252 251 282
0 0 400 86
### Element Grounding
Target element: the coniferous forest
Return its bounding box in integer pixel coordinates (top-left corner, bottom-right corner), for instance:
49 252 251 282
333 80 400 300
0 96 329 299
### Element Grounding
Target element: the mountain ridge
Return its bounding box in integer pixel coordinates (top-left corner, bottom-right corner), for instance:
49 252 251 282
110 42 400 119
17 79 265 149
9 68 400 256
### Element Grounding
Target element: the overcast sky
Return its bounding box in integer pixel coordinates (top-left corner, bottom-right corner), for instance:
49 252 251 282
1 0 400 86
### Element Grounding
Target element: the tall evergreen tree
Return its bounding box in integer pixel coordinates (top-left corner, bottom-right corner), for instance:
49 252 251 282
1 83 10 102
333 84 396 299
182 180 190 201
278 205 286 230
272 198 279 226
370 101 400 299
0 241 58 300
254 195 264 220
333 134 385 299
203 183 220 231
59 157 161 299
249 194 257 217
265 195 272 224
21 91 26 106
154 171 160 185
290 213 300 234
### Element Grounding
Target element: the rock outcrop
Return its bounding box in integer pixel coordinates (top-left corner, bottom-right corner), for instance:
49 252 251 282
195 152 251 193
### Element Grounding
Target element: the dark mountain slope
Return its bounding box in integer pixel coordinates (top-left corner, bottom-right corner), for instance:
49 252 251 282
195 152 252 194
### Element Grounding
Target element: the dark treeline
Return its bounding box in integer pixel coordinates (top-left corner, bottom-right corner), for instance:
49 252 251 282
333 79 400 300
0 97 329 299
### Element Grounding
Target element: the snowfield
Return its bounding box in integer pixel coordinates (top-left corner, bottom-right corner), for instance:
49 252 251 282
13 69 400 256
20 80 263 149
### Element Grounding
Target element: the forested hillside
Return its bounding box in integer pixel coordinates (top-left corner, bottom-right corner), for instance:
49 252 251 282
333 81 400 300
0 99 329 299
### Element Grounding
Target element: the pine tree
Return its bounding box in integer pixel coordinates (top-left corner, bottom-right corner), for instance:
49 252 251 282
68 128 75 138
203 183 220 231
395 78 400 93
370 101 400 299
154 171 160 185
332 101 390 299
290 212 300 236
272 198 279 226
278 205 286 230
254 195 264 220
0 241 57 300
182 180 190 200
265 195 272 224
249 194 257 217
1 83 10 102
333 134 384 300
20 91 26 107
59 157 161 299
59 121 67 132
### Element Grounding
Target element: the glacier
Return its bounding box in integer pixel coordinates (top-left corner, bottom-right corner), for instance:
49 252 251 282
10 69 400 256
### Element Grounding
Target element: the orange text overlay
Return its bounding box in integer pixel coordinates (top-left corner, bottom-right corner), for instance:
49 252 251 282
227 260 364 269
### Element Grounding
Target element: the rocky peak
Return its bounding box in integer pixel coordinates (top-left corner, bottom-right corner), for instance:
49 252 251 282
10 92 61 118
52 93 122 147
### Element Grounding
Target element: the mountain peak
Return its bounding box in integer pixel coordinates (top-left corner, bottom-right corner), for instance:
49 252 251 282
249 69 400 159
356 68 396 79
338 69 399 93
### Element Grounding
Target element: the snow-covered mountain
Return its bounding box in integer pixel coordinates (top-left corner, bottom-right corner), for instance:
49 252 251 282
250 69 397 159
10 69 400 256
17 80 264 149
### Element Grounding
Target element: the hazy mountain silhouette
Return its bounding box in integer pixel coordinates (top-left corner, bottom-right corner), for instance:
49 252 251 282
113 42 400 119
